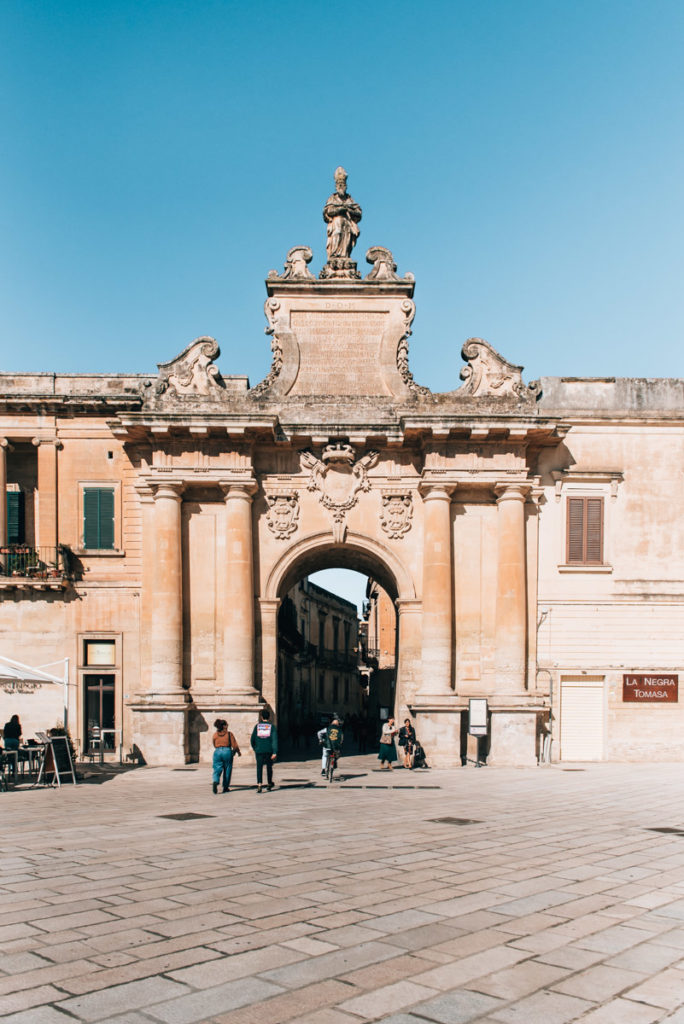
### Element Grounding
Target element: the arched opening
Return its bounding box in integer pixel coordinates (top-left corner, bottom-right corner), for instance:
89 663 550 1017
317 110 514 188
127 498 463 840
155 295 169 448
261 533 415 760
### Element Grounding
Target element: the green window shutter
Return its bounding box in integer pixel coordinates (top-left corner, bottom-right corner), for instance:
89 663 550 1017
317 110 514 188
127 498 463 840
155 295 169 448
6 490 25 544
98 488 115 550
83 488 115 549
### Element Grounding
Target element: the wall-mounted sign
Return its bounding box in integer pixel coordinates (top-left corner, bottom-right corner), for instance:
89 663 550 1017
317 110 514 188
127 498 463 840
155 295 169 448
622 674 678 703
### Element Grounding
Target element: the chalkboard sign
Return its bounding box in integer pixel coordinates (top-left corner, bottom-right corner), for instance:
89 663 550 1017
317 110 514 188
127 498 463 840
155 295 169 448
37 736 77 787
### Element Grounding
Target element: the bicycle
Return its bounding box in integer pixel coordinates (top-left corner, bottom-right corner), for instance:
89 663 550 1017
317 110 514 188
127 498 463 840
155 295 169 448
325 748 339 783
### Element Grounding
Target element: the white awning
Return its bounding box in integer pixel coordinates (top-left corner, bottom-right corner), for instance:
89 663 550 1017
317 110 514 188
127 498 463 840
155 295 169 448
0 656 63 685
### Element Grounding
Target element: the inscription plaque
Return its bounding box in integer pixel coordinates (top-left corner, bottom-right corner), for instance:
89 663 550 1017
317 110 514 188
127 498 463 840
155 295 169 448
289 310 390 395
622 674 678 703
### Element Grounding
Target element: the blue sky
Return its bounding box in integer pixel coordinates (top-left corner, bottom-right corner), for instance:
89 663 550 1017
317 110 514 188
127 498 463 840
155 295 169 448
1 0 683 390
2 0 683 610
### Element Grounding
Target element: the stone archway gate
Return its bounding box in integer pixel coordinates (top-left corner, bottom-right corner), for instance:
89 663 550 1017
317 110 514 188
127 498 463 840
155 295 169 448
109 178 565 767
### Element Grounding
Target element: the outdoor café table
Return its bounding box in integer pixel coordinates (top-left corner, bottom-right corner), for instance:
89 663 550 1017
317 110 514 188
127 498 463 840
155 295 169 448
20 746 43 775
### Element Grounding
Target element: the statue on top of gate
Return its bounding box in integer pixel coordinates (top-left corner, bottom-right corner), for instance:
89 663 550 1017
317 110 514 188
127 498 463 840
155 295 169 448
319 167 363 280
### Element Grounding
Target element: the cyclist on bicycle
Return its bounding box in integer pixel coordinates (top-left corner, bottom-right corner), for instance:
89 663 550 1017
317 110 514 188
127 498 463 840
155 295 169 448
324 716 344 775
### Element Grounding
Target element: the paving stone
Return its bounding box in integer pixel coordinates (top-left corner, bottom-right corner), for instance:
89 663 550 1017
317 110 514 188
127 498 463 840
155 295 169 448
552 962 646 1000
626 966 684 1010
55 976 191 1022
145 977 285 1023
572 997 665 1023
489 989 593 1023
408 990 504 1023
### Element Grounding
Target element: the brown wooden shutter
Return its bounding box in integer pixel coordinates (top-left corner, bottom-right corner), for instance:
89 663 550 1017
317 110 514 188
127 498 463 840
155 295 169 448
567 498 585 563
585 498 603 563
566 496 604 564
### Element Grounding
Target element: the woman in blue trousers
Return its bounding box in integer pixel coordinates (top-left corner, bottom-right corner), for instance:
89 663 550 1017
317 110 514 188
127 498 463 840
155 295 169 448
212 719 241 793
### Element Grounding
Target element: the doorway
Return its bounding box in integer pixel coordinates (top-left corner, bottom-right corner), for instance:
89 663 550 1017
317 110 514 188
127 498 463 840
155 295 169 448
84 674 115 755
560 676 605 761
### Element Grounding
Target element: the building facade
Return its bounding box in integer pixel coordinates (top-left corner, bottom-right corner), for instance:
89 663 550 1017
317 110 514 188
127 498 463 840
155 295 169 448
277 577 362 743
1 179 683 766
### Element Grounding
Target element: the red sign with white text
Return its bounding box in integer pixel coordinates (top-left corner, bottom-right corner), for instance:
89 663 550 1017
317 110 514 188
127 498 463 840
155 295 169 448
622 674 678 703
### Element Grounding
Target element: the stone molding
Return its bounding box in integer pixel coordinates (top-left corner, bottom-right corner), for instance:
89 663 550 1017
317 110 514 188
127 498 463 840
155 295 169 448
397 299 431 397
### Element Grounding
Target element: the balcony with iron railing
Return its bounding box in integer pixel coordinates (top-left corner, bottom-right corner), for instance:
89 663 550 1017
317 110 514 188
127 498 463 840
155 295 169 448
0 545 73 590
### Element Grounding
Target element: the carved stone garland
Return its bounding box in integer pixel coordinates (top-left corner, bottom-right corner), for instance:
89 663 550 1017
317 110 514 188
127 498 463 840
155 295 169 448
397 300 431 398
250 299 283 398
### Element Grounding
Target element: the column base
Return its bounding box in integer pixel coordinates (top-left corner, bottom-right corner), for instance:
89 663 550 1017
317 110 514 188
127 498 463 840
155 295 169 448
409 698 463 768
489 710 539 767
128 698 190 767
187 694 265 766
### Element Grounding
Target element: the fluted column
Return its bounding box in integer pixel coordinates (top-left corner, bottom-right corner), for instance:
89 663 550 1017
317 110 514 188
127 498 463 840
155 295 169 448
418 484 454 696
495 483 530 691
33 438 61 551
0 439 8 546
223 483 258 697
151 483 184 694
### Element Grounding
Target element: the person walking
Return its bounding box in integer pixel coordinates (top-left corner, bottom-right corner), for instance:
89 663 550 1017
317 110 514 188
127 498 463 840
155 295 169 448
250 708 278 793
212 719 240 794
398 717 417 769
378 716 398 769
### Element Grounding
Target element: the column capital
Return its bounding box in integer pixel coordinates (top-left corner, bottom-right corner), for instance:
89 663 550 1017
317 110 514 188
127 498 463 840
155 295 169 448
0 438 12 451
134 484 156 505
153 482 184 501
418 479 456 501
220 480 258 501
494 482 532 503
32 437 63 449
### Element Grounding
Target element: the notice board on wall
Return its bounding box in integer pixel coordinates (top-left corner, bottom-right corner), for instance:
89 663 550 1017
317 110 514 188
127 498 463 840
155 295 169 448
622 674 678 703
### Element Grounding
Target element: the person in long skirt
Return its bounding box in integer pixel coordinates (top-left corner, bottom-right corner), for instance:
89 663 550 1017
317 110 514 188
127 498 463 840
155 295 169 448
378 717 398 769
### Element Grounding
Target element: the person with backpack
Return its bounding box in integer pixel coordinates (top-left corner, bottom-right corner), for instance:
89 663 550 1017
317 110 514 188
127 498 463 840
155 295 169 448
250 708 278 793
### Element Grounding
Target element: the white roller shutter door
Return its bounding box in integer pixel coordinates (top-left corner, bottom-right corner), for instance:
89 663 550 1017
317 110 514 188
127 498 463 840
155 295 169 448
560 676 605 761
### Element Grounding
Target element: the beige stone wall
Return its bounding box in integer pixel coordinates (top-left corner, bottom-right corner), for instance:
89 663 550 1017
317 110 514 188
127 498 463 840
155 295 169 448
537 424 684 760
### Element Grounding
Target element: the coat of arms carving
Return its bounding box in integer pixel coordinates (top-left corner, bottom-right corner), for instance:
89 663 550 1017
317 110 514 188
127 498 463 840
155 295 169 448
265 491 300 540
300 443 378 542
380 492 413 539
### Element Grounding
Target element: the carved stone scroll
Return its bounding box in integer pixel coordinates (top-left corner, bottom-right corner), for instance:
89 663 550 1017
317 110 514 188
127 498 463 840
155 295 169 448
380 491 413 539
265 491 299 539
268 246 315 282
155 337 223 397
459 338 540 401
365 246 400 281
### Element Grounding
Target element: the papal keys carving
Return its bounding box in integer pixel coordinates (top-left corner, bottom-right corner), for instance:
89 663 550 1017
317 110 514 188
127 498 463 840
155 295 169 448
300 443 378 543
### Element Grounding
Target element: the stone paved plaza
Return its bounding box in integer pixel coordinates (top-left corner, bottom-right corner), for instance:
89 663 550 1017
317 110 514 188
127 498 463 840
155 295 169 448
2 757 684 1024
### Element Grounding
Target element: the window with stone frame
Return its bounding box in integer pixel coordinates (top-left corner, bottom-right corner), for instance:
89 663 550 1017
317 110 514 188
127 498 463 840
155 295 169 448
566 496 604 565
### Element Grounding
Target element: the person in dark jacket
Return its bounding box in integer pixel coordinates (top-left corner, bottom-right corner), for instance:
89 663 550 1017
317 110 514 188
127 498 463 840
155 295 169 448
398 718 417 769
2 715 21 751
250 708 278 793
